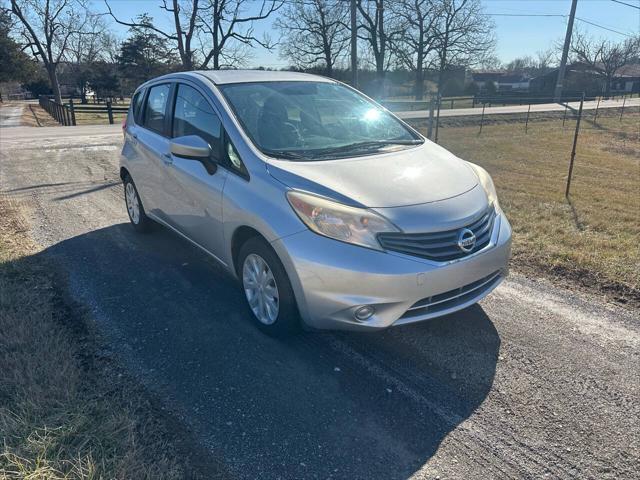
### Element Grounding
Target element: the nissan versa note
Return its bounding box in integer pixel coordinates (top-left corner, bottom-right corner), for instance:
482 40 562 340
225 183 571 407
120 70 511 333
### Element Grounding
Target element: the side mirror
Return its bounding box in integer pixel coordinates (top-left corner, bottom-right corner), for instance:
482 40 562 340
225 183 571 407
170 135 217 174
170 135 211 159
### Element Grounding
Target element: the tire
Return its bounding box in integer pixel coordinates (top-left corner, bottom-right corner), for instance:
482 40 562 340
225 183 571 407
123 174 152 233
238 237 300 335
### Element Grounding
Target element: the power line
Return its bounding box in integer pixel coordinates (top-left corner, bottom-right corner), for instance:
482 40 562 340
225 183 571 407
484 13 566 17
575 17 635 37
610 0 640 10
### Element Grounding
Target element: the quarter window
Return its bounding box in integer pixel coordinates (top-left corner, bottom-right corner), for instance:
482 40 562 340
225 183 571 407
173 84 221 155
143 84 171 134
131 90 144 122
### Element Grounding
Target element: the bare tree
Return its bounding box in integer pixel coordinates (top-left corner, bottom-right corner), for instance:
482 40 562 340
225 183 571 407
66 13 114 102
433 0 495 96
570 31 640 97
197 0 283 70
391 0 441 100
8 0 91 102
276 0 349 77
356 0 402 87
106 0 282 70
105 0 200 69
536 48 556 71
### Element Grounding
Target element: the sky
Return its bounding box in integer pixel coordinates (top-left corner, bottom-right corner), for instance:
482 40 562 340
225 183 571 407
96 0 640 68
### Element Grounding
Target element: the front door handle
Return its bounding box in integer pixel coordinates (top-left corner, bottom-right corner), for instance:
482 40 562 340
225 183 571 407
162 152 173 165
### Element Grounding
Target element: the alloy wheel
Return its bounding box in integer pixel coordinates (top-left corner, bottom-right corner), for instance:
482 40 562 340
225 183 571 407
125 182 140 224
242 253 280 325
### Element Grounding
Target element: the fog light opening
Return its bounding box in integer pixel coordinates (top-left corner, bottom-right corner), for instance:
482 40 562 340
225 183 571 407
354 305 375 321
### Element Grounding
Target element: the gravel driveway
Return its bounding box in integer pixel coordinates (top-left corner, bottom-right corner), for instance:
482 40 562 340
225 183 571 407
0 103 25 127
1 126 638 479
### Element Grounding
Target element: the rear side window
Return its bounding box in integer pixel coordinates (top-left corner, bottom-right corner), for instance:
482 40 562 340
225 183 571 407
143 84 171 134
172 84 222 154
131 90 144 123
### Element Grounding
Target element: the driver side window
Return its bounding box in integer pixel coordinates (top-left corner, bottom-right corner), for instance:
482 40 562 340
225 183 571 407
173 84 222 157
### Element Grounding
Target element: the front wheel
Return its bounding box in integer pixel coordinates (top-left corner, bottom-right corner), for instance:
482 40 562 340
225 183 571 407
238 237 299 335
123 174 152 233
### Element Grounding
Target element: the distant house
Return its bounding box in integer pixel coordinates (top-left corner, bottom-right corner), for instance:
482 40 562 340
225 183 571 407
495 74 530 91
611 64 640 94
529 63 602 97
471 71 530 92
471 70 505 90
530 62 640 97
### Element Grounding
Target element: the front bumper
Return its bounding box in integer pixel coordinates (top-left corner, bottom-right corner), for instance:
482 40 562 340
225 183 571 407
271 212 512 331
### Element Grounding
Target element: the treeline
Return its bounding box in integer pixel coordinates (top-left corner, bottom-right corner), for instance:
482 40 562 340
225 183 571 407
2 0 638 102
2 0 495 102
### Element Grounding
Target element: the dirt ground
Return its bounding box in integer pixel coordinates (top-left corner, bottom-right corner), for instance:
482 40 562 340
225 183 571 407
0 124 638 479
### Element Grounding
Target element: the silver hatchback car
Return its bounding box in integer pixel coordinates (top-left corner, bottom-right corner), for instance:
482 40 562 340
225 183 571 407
120 70 511 333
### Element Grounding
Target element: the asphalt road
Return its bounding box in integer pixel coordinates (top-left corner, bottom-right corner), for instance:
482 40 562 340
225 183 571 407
1 125 638 479
397 97 640 120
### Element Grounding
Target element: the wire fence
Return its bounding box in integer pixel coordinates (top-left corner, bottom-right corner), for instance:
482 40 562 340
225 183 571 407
382 91 639 112
409 93 639 201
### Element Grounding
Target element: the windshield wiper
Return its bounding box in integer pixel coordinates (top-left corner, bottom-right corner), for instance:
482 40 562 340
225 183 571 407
262 149 306 160
311 139 423 157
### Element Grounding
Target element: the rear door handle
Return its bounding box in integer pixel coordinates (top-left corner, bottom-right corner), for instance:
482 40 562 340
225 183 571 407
132 132 138 139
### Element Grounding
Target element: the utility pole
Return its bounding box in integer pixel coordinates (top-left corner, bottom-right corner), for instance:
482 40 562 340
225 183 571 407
351 0 358 88
554 0 578 102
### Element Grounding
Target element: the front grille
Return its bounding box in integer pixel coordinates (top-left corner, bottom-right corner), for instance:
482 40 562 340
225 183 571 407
378 206 495 262
401 270 502 319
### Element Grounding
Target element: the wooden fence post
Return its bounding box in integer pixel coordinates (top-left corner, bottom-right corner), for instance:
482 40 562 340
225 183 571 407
565 94 584 198
107 100 114 124
478 103 486 135
562 102 569 129
525 103 532 133
619 96 626 121
68 99 76 126
426 96 435 139
434 94 442 143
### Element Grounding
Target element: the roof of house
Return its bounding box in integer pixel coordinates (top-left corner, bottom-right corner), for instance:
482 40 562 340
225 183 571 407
615 64 640 78
471 71 506 81
497 74 530 84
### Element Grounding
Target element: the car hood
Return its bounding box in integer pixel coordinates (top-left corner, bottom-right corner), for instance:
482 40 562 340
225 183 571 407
265 141 479 208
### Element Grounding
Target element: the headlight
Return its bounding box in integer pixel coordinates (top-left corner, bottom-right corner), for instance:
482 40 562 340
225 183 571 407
469 163 499 208
286 191 399 250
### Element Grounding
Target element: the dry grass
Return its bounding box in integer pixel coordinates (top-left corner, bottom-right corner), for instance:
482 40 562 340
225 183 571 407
0 197 209 479
73 111 127 126
23 104 59 127
415 112 640 305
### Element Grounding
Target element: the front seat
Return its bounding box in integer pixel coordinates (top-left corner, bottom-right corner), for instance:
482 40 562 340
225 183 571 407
257 95 300 150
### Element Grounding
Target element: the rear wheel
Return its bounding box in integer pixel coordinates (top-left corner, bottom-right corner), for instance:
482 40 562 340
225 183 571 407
123 174 152 233
238 237 299 334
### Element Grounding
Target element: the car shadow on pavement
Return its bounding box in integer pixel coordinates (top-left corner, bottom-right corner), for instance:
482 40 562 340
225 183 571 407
34 222 500 479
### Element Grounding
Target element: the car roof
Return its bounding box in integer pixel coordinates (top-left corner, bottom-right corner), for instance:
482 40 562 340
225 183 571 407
190 69 335 85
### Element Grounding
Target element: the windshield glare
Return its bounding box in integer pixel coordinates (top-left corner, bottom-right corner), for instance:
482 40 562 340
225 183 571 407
219 81 422 160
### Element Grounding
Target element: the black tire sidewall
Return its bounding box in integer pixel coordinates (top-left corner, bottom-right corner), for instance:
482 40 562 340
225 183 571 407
238 237 299 335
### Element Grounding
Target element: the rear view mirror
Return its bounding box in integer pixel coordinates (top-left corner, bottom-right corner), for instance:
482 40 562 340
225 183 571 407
170 135 217 174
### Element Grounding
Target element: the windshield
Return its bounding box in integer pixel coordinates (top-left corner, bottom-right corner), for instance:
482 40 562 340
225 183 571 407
218 81 422 160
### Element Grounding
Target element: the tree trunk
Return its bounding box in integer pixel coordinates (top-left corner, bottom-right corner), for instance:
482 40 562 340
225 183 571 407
604 74 612 99
415 52 424 100
46 64 63 104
